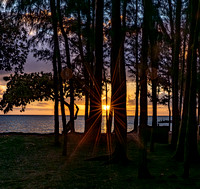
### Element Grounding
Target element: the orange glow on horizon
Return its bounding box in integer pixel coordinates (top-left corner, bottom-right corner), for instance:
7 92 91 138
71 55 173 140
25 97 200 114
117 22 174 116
0 82 170 116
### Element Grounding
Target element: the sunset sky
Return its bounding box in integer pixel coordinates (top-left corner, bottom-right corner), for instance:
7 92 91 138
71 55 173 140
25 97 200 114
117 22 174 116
0 53 169 116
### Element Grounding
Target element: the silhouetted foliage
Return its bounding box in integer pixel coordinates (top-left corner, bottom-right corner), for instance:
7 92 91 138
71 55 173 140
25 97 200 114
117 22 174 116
0 12 28 72
0 72 83 113
0 72 53 113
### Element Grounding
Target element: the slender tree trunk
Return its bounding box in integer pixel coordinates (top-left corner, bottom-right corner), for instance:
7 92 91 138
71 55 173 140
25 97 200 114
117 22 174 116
57 0 75 133
134 0 139 132
52 40 60 146
104 71 112 155
167 0 174 135
84 0 104 144
84 0 91 131
198 46 200 127
174 0 198 161
50 0 67 156
85 90 89 132
198 91 200 126
174 62 191 160
50 0 59 146
110 0 127 162
88 0 95 121
179 28 187 113
149 2 159 152
69 83 75 132
168 89 171 129
150 49 158 152
105 78 110 133
75 4 90 133
94 0 104 143
198 55 200 126
183 0 200 177
168 0 175 62
184 37 198 178
138 0 152 178
171 0 181 150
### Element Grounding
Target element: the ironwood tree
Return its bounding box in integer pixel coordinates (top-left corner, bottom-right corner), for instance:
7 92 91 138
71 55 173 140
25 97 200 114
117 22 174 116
85 0 104 143
0 9 28 72
138 0 152 178
171 0 182 150
57 0 75 133
110 0 127 162
183 0 200 178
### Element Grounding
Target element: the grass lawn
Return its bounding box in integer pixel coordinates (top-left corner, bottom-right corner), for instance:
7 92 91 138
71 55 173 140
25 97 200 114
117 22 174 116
0 133 200 189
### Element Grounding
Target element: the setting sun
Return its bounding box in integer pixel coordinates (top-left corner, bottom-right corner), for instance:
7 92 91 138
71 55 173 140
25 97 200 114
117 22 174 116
103 105 110 111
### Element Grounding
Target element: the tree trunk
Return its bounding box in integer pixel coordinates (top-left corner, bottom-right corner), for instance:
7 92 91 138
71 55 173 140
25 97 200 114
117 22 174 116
183 0 200 177
198 92 200 126
174 0 199 161
134 0 139 132
84 0 91 131
110 0 127 162
85 0 104 144
198 45 200 127
94 0 104 143
50 0 67 156
179 26 187 113
138 0 152 178
57 0 75 133
168 89 171 129
50 0 60 146
198 58 200 127
149 2 159 152
52 39 60 146
171 0 181 150
75 3 91 133
88 0 95 123
183 39 198 177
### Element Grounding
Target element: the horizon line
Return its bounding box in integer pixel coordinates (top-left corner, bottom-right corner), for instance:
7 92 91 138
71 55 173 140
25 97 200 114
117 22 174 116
0 114 170 116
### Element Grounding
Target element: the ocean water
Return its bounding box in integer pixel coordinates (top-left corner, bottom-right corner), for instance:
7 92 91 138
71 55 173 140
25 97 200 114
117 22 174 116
0 115 171 134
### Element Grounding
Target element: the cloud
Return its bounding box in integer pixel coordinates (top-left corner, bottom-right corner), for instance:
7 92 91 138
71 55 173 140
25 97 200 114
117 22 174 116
35 102 52 107
0 84 6 97
127 94 137 105
0 73 10 86
127 98 135 105
102 97 111 105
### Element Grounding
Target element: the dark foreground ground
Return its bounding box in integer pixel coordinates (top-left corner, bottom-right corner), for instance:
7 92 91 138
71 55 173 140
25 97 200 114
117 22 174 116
0 132 200 189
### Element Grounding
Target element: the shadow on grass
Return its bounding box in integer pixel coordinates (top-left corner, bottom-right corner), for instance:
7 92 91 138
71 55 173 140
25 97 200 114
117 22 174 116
0 133 200 188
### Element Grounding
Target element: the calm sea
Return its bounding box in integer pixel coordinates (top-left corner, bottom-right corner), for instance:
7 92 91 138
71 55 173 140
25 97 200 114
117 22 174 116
0 115 170 134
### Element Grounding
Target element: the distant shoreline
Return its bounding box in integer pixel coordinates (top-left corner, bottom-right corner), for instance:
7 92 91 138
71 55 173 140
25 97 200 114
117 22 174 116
0 115 170 116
